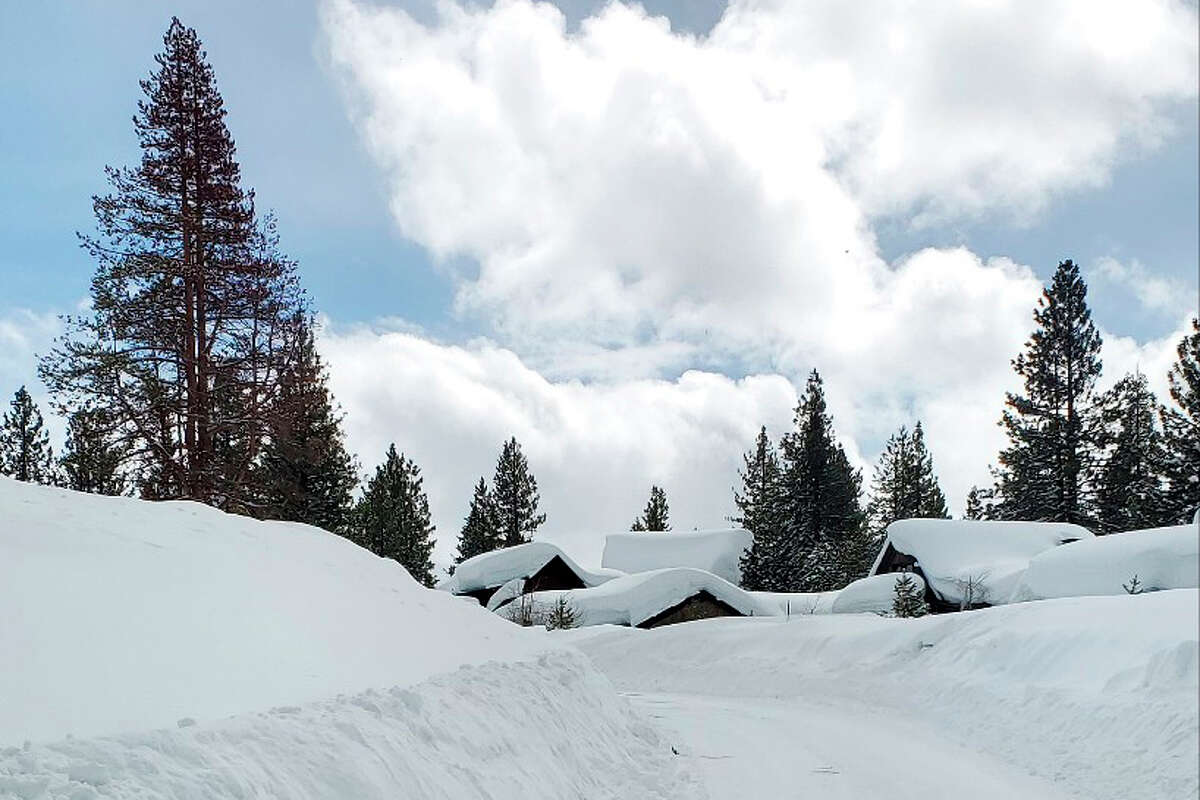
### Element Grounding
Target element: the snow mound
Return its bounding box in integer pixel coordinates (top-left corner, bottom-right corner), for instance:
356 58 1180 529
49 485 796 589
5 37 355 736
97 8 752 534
831 572 927 614
748 590 839 615
577 590 1199 800
1015 523 1199 601
873 518 1093 606
0 650 695 800
602 528 752 584
441 541 620 595
0 478 533 744
532 567 766 627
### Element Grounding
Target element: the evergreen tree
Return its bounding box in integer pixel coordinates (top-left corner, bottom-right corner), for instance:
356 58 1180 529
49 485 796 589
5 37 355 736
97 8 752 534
39 18 306 509
1161 318 1200 523
353 445 436 586
867 421 949 536
778 370 869 591
1093 373 1171 532
992 260 1102 525
964 485 994 520
0 387 57 484
891 571 928 618
60 406 127 495
733 426 784 591
258 326 358 533
456 476 501 563
491 437 546 547
633 485 671 531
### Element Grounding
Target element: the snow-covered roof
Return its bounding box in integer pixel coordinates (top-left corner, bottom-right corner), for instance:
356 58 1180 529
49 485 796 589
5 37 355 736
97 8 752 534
441 541 620 595
1014 524 1199 601
830 572 928 614
871 518 1093 607
530 567 767 627
601 528 752 584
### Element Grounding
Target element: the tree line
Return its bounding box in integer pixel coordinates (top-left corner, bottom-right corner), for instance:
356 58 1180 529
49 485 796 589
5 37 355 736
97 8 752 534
2 20 1196 594
733 260 1199 593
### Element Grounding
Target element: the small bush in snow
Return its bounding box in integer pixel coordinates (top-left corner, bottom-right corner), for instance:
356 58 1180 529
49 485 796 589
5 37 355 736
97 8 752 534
891 572 928 618
547 596 579 630
1122 574 1143 595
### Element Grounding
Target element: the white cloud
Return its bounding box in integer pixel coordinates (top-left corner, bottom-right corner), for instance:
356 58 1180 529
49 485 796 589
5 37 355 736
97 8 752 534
0 307 66 447
310 0 1197 558
1090 256 1194 314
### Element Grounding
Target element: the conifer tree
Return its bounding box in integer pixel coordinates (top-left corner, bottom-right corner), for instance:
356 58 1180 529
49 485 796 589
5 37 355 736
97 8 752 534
1161 319 1200 523
734 426 784 591
964 485 993 520
39 18 306 509
456 476 501 563
992 260 1102 525
1093 372 1171 532
891 572 928 618
778 370 869 591
353 445 436 586
60 406 127 495
633 485 671 531
867 421 949 536
491 437 546 547
0 387 57 485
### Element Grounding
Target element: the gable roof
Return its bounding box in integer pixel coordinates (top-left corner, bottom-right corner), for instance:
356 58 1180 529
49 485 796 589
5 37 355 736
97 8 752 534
440 541 620 596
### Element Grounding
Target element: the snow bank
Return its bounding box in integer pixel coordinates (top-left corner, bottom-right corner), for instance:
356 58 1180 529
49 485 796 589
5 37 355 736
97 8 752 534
873 518 1093 606
0 477 554 744
602 528 752 584
0 650 695 800
830 572 927 614
1015 523 1199 601
441 541 619 595
748 590 839 615
532 567 767 627
577 590 1199 800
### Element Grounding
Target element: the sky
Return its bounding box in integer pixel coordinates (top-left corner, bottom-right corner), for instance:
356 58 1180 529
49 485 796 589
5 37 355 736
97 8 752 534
1 0 1197 568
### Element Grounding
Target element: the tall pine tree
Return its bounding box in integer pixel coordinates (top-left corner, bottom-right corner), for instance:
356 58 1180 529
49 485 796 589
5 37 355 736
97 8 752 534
992 260 1102 525
1093 372 1172 532
867 421 949 535
632 485 670 531
491 437 546 547
353 445 436 586
1161 319 1200 524
39 18 306 509
60 406 127 495
964 485 994 520
0 387 57 485
455 476 500 563
733 426 784 591
778 370 869 591
258 325 358 533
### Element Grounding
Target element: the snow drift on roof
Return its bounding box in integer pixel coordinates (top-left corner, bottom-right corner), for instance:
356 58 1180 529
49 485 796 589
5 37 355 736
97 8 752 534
872 518 1093 607
531 567 767 627
831 572 928 614
1014 524 1199 601
602 528 752 584
441 541 620 595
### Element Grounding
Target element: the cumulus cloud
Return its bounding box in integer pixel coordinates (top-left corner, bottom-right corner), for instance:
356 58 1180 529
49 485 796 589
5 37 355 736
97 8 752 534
315 0 1196 556
1090 256 1194 315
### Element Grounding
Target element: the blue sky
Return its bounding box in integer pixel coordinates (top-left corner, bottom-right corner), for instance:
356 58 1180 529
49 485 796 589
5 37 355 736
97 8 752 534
1 0 1196 562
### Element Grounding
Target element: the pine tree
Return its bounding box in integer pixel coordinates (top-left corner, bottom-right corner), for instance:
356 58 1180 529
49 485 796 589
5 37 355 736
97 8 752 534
992 260 1102 525
733 426 784 591
39 18 306 509
891 571 928 618
633 485 670 531
867 421 949 536
60 406 127 495
964 485 994 520
1161 318 1200 524
1093 373 1172 532
0 387 57 485
258 326 358 533
778 370 869 591
491 437 546 547
353 445 436 586
456 476 501 563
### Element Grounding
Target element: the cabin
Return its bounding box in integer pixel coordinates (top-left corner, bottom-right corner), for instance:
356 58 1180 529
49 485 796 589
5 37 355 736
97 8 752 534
870 518 1093 612
441 542 617 608
636 589 745 629
601 528 752 585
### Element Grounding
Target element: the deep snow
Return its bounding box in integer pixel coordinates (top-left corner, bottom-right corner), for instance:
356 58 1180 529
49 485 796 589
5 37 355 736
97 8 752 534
575 590 1200 800
601 528 751 584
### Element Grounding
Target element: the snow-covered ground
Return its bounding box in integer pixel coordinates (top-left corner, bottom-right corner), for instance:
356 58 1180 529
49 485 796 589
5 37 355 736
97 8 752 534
574 590 1200 800
0 478 693 798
